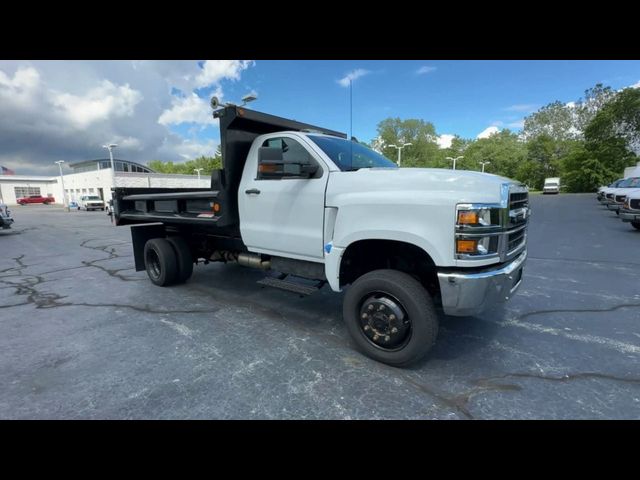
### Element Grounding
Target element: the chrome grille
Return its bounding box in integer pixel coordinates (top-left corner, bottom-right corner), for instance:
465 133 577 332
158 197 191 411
631 199 640 210
509 192 528 210
507 228 526 253
606 193 614 200
615 195 626 204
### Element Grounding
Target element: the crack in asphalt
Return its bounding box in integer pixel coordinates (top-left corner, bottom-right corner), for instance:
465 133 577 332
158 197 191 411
79 239 141 282
0 253 216 315
515 303 640 321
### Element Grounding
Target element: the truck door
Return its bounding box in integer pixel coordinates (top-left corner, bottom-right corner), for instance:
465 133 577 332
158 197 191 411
239 134 328 261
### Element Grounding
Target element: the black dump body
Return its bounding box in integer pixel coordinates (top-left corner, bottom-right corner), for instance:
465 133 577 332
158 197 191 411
113 105 345 234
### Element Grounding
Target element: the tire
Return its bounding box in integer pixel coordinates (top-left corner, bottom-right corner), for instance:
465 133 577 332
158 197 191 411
166 236 194 283
143 238 179 286
343 269 439 367
632 221 640 231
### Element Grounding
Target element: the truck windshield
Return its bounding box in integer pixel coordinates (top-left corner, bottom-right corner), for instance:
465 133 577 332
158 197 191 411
85 196 101 200
308 135 397 171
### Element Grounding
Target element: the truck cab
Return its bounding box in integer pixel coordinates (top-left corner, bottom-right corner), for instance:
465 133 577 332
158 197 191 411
113 105 529 366
78 195 106 211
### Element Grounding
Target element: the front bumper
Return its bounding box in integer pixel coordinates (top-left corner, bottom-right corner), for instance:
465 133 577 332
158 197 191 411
606 203 622 212
437 250 527 316
620 209 640 223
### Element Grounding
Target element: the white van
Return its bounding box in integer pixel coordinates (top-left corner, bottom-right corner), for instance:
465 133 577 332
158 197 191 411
543 177 560 194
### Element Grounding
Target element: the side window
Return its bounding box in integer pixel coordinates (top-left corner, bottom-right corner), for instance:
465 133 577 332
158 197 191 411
260 136 320 179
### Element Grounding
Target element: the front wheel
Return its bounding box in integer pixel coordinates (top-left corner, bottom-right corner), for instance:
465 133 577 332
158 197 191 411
343 269 439 367
632 221 640 231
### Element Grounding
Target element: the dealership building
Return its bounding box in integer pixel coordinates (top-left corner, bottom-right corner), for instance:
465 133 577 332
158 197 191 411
0 159 209 206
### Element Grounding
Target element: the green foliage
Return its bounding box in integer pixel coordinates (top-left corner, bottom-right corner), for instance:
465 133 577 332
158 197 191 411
523 101 575 141
457 130 526 179
376 117 442 167
147 154 222 175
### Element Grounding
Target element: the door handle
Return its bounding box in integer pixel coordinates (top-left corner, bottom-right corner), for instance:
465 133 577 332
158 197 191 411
245 188 261 195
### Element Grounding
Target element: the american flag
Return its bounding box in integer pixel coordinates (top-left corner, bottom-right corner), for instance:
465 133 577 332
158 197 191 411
1 166 15 175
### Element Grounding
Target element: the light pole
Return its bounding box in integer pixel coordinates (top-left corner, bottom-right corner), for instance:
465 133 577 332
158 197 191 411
446 156 464 170
102 143 118 204
194 168 203 181
388 142 413 167
55 160 69 211
479 161 491 173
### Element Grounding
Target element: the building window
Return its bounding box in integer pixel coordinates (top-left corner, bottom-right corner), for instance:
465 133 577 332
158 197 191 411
82 188 87 193
14 186 41 198
89 188 94 193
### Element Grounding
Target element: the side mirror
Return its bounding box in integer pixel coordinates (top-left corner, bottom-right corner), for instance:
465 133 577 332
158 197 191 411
258 147 318 179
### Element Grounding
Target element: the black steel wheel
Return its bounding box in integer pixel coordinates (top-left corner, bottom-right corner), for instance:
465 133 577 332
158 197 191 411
143 238 179 286
343 269 438 367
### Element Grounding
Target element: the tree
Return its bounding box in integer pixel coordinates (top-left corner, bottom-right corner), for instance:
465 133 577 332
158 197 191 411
585 87 640 155
574 83 618 133
147 153 222 175
376 118 441 167
522 101 576 141
460 130 526 179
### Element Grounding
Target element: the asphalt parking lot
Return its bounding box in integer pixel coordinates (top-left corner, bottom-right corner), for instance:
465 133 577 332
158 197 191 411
1 194 639 419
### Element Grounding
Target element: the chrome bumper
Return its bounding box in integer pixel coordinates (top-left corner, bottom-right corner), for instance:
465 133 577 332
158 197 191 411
606 203 622 211
437 250 527 317
620 210 640 222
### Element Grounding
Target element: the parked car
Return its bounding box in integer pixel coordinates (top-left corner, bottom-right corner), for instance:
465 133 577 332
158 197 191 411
0 202 14 229
620 189 640 230
597 178 624 202
543 177 561 194
113 104 529 367
604 177 640 214
78 195 106 211
17 195 54 205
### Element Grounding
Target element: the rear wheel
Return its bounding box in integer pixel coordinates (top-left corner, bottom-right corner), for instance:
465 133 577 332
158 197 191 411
632 221 640 231
166 236 194 283
144 238 179 286
343 269 439 367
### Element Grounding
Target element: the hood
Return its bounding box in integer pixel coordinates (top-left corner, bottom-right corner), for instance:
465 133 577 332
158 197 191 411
328 168 522 205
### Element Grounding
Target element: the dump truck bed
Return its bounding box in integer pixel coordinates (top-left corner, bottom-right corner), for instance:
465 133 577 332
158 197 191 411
113 187 224 229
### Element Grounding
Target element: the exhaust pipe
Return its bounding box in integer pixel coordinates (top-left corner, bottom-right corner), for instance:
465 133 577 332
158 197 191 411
237 252 271 270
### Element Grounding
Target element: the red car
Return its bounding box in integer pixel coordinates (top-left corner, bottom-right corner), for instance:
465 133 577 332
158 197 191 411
17 195 55 205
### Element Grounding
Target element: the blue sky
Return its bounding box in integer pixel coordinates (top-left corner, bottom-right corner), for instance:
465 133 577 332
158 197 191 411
1 60 639 174
174 60 640 146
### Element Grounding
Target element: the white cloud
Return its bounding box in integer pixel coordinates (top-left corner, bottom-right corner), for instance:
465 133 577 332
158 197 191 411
158 92 217 126
416 66 437 75
566 101 576 108
51 80 142 129
477 126 500 139
160 137 219 160
337 69 370 87
193 60 254 89
630 80 640 89
437 134 454 149
503 104 538 112
0 60 254 174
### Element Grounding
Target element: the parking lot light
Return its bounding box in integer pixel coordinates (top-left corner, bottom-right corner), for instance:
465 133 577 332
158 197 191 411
54 160 69 212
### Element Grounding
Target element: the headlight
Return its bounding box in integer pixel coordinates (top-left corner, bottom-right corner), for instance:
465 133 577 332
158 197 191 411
456 235 500 256
455 203 504 258
456 204 502 229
